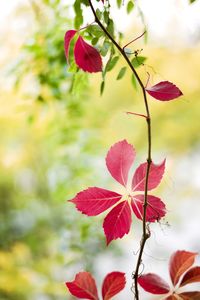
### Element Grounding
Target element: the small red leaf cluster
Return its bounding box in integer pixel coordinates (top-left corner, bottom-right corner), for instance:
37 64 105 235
64 30 102 73
70 140 166 244
66 271 126 300
64 31 183 102
138 250 200 299
146 81 183 101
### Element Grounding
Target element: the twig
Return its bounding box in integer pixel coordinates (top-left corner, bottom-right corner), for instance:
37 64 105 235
87 1 152 299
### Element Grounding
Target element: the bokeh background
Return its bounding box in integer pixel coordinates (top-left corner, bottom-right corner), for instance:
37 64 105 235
0 0 200 299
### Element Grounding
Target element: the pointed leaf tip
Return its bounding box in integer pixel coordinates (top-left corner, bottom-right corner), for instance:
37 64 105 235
169 250 198 286
106 140 136 187
103 201 132 245
66 272 99 300
74 36 102 73
102 272 126 300
138 273 170 294
64 30 77 62
146 81 183 101
70 187 122 216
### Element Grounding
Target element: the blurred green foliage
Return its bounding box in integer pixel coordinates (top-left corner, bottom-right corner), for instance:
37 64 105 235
0 1 121 299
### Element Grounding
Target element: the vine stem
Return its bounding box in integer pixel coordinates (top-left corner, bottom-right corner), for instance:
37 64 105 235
88 1 152 299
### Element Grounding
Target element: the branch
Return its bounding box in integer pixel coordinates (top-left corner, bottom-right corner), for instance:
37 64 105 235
87 1 152 299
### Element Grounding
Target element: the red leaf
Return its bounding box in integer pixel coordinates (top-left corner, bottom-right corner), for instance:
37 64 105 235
106 140 136 187
180 266 200 287
131 195 166 222
132 160 166 191
178 292 200 300
66 272 99 300
146 81 183 101
165 295 177 300
74 36 102 73
103 201 132 245
64 30 77 62
138 273 170 294
70 187 122 216
169 250 198 286
102 272 126 300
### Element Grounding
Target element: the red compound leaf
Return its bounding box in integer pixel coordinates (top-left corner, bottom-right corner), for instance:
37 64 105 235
138 273 170 294
102 272 126 300
169 250 198 286
146 81 183 101
180 266 200 287
106 139 136 187
178 292 200 300
132 159 166 191
103 200 132 245
70 187 122 216
66 272 99 300
64 30 77 62
74 36 102 73
131 194 166 222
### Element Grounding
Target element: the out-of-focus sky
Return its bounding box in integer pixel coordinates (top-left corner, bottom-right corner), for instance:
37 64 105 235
1 0 200 46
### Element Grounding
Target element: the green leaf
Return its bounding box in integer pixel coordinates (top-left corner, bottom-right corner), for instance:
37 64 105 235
190 0 196 3
144 29 148 44
131 56 147 68
116 67 127 80
68 61 78 74
74 0 83 29
100 40 111 57
107 19 114 37
100 81 105 95
103 10 109 24
127 1 134 14
117 0 123 8
91 37 99 46
87 25 104 38
131 74 138 90
105 56 119 72
96 8 102 20
81 0 89 6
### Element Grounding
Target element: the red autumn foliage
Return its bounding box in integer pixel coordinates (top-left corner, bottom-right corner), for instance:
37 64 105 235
64 30 102 73
66 271 126 300
70 140 166 244
138 250 200 299
146 81 183 101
